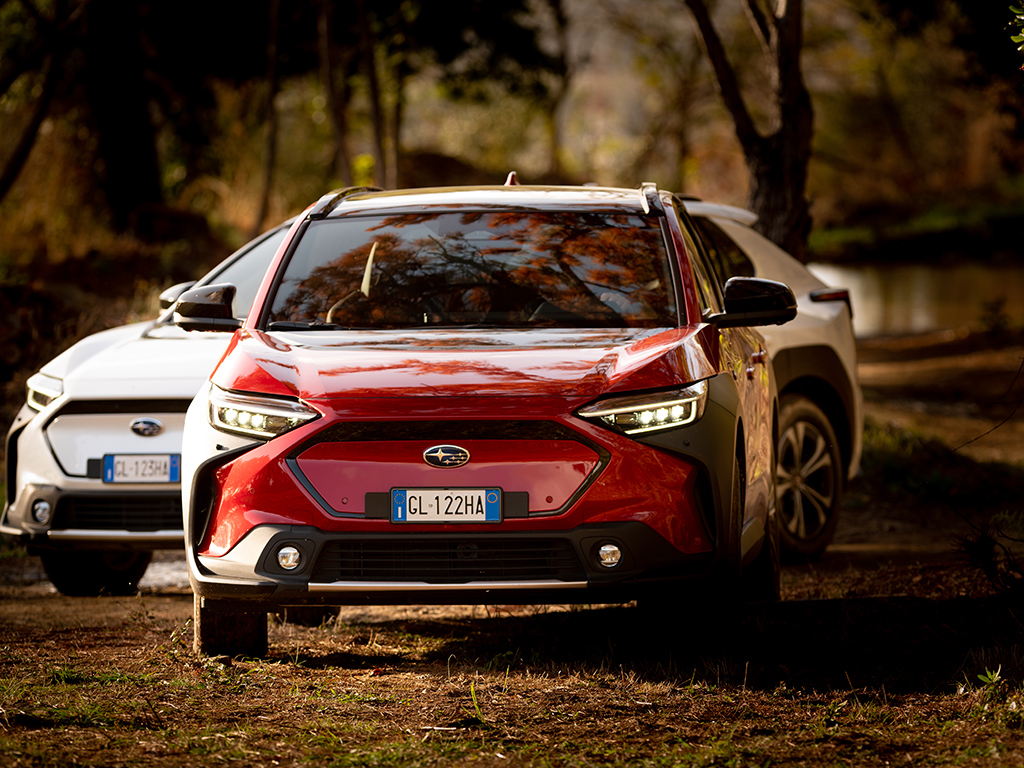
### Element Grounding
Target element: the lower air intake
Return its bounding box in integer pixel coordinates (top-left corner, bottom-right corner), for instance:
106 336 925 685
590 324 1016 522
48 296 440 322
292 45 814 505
311 538 585 584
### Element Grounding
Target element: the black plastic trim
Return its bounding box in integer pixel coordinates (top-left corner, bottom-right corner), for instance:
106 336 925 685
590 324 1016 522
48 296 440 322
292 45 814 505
191 521 715 608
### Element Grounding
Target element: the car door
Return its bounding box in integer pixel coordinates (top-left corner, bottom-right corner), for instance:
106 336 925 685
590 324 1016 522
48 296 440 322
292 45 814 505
673 205 774 552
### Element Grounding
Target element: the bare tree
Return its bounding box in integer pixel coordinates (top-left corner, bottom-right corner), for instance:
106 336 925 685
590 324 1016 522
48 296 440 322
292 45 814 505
318 0 355 187
600 0 716 192
683 0 814 261
356 0 390 188
0 0 83 204
251 0 281 239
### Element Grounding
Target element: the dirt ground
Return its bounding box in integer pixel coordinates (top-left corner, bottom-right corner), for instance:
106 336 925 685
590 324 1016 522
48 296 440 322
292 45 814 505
1 331 1024 766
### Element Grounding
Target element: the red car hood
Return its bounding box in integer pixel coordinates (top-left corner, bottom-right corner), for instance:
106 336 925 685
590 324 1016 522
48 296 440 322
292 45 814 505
211 327 717 403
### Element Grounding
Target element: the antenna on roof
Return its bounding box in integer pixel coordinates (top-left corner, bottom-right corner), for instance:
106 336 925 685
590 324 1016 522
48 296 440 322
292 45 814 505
504 171 519 186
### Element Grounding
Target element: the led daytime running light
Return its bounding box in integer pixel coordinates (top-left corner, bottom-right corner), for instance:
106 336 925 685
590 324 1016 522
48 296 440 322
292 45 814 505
26 372 63 411
579 381 708 435
209 385 317 439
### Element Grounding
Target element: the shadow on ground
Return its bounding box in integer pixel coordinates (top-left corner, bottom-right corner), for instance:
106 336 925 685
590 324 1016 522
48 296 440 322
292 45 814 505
274 580 1022 696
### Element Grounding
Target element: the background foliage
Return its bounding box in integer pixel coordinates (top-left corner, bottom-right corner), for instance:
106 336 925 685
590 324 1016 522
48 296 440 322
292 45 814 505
0 0 1022 386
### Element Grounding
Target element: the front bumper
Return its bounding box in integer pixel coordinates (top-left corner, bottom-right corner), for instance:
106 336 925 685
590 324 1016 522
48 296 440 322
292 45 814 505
4 400 187 551
1 483 183 550
182 373 748 609
188 521 715 607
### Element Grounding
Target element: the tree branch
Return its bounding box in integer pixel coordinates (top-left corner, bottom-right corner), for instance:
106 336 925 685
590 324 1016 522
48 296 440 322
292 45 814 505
682 0 762 154
0 50 59 203
0 1 83 100
742 0 772 57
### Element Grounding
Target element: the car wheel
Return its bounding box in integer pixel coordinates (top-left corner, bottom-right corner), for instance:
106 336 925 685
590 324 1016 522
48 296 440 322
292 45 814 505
40 550 152 596
193 594 269 658
776 395 842 559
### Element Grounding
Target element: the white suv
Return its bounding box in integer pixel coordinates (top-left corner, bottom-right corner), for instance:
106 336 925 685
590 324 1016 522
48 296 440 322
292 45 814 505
1 224 289 594
685 201 862 558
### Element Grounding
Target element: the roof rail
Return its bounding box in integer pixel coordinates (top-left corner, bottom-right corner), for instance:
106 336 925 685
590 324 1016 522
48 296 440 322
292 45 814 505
308 186 383 219
639 182 664 216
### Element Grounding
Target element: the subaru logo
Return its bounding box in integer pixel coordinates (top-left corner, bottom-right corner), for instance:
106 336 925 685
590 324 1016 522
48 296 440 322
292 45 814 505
423 445 470 468
130 417 164 437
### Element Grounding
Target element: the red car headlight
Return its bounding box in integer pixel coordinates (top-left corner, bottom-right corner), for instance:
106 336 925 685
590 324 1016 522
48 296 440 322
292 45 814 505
208 385 319 440
577 380 709 436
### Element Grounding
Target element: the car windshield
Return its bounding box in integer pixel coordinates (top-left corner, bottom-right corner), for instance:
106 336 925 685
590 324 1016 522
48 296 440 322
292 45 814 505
265 211 679 329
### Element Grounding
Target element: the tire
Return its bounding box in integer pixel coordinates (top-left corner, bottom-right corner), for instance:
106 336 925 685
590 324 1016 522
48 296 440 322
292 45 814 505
776 395 843 559
40 550 152 596
193 594 269 658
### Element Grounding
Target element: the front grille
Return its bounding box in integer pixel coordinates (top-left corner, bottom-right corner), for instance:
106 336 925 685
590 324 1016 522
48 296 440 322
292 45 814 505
311 538 585 584
50 399 192 418
305 419 590 444
54 494 183 531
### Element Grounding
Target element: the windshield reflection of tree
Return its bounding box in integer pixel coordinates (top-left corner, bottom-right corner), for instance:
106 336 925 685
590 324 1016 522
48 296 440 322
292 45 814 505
273 213 673 328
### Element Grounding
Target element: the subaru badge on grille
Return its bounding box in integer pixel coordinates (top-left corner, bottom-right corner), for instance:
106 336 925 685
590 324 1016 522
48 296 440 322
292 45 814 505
130 417 164 437
423 445 470 468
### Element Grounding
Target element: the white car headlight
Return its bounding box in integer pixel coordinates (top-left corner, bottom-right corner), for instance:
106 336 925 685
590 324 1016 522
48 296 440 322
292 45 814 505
26 372 64 411
578 381 708 435
208 385 319 440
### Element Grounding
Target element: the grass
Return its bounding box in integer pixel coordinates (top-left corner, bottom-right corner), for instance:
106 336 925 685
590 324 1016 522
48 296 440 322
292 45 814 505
853 416 1024 512
2 587 1024 766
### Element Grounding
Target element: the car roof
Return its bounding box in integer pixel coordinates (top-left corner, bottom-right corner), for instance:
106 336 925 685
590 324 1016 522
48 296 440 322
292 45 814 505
314 185 657 218
314 185 765 232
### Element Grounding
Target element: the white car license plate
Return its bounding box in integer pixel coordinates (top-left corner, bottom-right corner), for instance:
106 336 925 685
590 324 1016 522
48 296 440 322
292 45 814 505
103 454 181 483
392 488 501 523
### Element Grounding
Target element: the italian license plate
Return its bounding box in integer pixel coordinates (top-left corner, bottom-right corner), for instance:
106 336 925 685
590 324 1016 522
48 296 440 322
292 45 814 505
103 454 181 483
391 488 501 523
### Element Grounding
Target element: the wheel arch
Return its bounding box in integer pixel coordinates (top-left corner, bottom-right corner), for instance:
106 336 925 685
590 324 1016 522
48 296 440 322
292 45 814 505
771 345 855 485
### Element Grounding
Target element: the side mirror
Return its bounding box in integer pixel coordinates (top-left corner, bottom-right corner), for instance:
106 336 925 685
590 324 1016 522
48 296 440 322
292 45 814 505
710 277 797 328
159 281 196 309
172 283 241 332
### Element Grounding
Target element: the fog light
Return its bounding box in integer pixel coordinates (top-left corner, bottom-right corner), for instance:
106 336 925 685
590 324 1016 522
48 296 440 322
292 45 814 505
32 500 52 524
597 544 622 568
277 545 302 571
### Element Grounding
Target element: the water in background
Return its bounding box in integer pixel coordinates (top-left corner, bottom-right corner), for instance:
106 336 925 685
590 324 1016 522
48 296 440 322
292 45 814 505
808 262 1024 338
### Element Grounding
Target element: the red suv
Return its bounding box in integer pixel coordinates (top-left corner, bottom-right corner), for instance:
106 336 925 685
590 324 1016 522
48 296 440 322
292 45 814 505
174 183 796 656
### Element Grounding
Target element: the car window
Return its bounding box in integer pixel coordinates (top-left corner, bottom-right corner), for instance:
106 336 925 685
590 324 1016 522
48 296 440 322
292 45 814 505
671 203 722 317
202 226 289 319
265 212 679 329
685 242 724 318
692 217 756 285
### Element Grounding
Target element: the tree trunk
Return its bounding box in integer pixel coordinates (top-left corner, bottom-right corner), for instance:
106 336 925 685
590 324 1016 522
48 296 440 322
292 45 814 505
251 0 280 240
388 58 406 190
0 50 59 204
542 0 571 181
318 0 354 187
683 0 814 262
357 0 387 187
82 0 163 229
